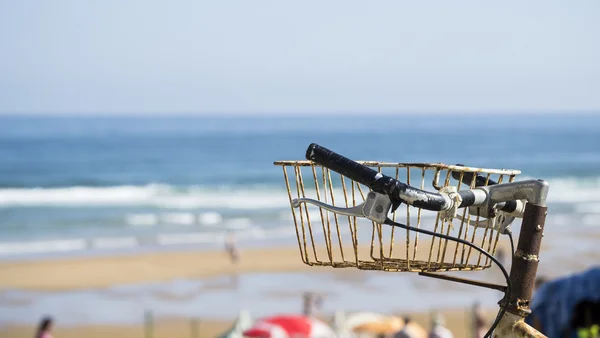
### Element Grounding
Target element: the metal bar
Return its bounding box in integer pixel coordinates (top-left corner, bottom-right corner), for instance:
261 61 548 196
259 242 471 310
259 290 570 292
411 167 426 261
283 166 309 265
418 271 507 292
388 166 399 259
506 203 547 317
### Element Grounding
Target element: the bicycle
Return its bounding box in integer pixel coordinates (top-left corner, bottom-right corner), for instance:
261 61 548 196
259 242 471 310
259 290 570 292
274 143 549 338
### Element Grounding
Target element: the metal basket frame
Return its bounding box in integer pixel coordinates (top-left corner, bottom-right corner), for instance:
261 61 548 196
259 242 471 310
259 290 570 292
275 160 521 273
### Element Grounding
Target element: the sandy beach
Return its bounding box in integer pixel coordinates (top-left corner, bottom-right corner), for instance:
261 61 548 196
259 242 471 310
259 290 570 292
0 227 598 337
0 246 315 291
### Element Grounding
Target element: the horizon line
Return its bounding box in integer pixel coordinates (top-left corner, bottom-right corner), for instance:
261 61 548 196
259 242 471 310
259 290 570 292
1 110 599 118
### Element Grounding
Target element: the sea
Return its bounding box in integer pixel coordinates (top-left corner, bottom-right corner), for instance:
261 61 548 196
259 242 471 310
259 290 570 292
1 114 599 260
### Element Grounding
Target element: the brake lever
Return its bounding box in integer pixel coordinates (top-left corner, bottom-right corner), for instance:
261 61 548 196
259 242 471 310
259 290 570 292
291 191 392 224
292 190 518 233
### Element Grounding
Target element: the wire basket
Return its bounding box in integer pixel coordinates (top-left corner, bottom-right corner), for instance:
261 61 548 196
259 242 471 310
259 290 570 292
274 160 521 273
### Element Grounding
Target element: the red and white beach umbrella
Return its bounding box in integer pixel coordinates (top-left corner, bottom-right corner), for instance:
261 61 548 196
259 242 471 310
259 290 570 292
243 315 335 338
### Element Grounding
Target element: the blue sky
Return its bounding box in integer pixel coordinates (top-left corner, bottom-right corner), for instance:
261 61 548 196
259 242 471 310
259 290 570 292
1 1 599 115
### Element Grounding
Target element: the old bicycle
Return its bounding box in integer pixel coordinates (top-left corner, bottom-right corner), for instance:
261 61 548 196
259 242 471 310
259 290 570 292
275 143 549 338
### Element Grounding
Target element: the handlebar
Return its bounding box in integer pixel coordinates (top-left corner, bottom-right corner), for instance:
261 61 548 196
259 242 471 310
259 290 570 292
305 143 530 215
451 167 519 213
306 143 477 212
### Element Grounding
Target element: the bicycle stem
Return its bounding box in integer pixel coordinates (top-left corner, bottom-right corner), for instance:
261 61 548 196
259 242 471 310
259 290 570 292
488 180 549 338
478 179 549 207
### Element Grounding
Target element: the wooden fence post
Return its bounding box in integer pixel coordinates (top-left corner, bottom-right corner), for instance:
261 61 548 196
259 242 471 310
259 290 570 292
145 311 154 338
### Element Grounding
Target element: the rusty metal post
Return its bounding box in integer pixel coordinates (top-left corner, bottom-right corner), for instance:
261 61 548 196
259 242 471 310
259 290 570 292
506 203 547 317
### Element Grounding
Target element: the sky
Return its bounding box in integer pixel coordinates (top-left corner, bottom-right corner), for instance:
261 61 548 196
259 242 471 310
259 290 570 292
0 1 599 115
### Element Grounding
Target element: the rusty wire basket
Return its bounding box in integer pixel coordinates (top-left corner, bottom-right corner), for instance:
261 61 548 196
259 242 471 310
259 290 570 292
274 160 521 273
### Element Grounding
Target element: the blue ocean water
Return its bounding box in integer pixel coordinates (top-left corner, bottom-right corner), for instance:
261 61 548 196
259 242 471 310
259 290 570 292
0 114 599 258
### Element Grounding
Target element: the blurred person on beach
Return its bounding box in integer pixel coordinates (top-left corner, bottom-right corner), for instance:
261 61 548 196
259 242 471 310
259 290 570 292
302 292 324 318
394 316 427 338
314 293 324 317
35 316 54 338
225 232 239 264
224 232 240 287
428 313 453 338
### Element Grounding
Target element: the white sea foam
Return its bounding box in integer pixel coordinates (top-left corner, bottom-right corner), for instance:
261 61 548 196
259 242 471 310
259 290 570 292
160 212 196 225
1 176 594 210
543 177 600 204
125 213 158 226
198 212 223 225
0 185 166 207
0 183 369 211
0 184 291 209
0 239 87 255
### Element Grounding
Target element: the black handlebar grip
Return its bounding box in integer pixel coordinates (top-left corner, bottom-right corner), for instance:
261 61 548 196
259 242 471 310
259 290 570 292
305 143 399 195
306 143 382 188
